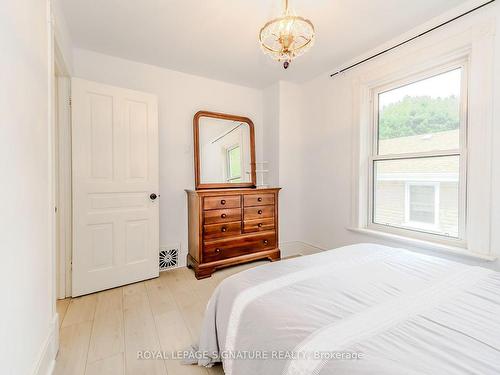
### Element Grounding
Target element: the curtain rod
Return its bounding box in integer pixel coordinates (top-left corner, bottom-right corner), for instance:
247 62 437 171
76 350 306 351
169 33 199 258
211 123 243 144
330 0 496 78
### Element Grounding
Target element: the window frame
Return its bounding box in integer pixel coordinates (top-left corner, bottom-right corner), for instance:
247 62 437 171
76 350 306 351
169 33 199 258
367 60 468 247
404 181 440 230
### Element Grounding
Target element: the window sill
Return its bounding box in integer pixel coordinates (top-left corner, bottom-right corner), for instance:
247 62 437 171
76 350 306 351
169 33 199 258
347 227 497 261
401 221 440 232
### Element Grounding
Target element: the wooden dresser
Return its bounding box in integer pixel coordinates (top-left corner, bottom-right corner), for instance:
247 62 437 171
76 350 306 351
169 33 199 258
186 187 281 279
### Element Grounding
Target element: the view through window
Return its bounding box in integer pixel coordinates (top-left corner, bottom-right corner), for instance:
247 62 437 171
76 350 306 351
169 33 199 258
372 68 465 239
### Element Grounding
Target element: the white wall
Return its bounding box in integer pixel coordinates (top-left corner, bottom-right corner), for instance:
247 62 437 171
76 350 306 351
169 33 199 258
278 82 304 244
72 49 264 266
261 82 304 247
489 1 500 271
262 83 280 187
1 1 57 374
297 2 500 270
52 0 73 73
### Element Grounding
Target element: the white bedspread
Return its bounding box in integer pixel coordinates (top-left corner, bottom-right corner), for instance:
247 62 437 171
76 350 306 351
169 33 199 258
192 243 500 375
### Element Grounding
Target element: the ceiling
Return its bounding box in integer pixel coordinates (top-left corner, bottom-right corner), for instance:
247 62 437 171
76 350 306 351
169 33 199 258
62 0 470 88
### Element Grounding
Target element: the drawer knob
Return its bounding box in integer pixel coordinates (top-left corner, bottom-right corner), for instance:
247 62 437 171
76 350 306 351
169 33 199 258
221 213 227 218
221 227 227 232
215 248 221 254
257 197 263 202
258 210 263 214
263 240 269 245
221 199 226 205
258 223 263 228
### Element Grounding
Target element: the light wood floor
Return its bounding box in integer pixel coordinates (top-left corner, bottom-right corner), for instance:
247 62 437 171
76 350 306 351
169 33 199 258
55 261 269 375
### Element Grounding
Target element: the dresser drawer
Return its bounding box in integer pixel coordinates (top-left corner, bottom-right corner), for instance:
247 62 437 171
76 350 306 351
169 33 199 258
244 205 274 220
243 218 275 233
203 232 276 263
203 222 241 240
204 208 241 225
243 193 274 207
204 195 240 210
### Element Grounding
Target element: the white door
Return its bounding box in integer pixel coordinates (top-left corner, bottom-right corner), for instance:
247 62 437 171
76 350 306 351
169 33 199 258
72 78 159 296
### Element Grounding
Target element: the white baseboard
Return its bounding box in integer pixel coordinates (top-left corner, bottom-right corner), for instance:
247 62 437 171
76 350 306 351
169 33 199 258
280 241 325 258
178 251 188 267
32 314 59 375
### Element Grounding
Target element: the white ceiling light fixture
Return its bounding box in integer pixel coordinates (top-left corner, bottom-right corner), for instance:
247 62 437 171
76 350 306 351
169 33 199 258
259 0 315 69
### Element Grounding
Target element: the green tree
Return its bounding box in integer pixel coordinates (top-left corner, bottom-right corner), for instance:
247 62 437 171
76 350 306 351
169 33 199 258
379 95 459 140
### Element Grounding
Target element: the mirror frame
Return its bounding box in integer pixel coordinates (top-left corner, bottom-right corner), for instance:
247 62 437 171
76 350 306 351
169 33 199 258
194 110 256 190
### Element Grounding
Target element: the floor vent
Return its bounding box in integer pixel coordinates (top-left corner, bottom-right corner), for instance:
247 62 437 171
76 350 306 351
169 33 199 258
159 246 179 271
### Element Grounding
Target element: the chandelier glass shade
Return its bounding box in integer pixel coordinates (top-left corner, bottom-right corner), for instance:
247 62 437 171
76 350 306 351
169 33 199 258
259 0 315 69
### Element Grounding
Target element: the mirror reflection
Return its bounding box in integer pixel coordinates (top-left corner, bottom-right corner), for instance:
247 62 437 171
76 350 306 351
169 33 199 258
199 117 252 184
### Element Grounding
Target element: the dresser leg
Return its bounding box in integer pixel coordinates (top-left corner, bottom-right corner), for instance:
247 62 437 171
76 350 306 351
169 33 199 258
267 249 281 262
187 254 214 279
194 266 215 280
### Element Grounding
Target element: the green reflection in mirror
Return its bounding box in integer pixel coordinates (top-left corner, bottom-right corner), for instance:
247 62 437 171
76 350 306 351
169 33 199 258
227 145 242 182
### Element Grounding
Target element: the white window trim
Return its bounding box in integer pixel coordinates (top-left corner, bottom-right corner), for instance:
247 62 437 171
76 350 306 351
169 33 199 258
350 21 496 259
367 60 467 247
404 182 440 231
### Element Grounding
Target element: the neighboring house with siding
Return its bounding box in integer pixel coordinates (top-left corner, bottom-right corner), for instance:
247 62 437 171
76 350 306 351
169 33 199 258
374 129 459 237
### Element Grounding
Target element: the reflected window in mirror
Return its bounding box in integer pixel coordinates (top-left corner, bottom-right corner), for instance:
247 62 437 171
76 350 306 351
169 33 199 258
226 145 242 182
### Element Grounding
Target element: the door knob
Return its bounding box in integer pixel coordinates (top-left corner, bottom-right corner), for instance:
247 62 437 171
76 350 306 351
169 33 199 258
150 193 158 200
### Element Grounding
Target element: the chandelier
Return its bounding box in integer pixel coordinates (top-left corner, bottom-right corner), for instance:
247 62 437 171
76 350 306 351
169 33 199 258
259 0 315 69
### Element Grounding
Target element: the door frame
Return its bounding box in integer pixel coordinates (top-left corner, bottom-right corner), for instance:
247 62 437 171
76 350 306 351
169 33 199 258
53 42 72 299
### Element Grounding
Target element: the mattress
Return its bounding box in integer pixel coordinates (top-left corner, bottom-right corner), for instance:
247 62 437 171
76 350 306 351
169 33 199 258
191 243 500 375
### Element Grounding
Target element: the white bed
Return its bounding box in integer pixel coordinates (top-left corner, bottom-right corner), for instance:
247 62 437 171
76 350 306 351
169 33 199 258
191 243 500 375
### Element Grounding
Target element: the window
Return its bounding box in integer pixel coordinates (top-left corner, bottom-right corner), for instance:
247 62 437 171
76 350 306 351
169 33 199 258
369 65 466 242
226 145 242 182
405 182 439 228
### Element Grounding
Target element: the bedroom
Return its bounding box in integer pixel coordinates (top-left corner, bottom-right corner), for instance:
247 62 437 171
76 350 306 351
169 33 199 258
1 0 500 374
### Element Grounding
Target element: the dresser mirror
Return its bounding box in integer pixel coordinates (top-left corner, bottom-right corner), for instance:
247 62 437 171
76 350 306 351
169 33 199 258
194 111 256 189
